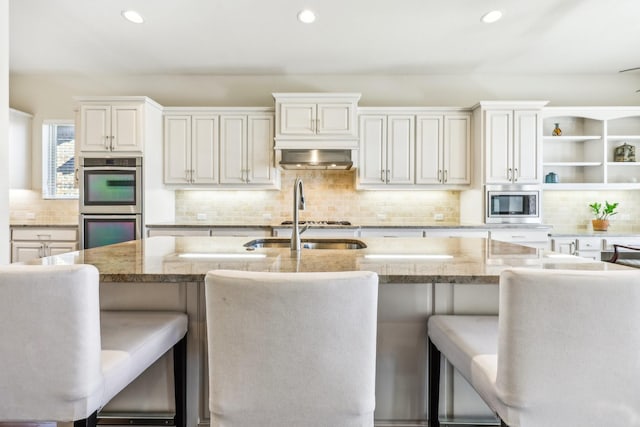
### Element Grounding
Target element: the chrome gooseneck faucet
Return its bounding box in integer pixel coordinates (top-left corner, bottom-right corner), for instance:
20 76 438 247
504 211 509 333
291 177 306 251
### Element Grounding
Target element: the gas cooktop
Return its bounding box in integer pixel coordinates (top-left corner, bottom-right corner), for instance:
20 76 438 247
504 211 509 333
280 220 352 226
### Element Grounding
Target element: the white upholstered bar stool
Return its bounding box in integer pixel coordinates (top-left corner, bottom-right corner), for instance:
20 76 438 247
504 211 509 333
428 267 640 427
205 269 379 427
0 264 188 427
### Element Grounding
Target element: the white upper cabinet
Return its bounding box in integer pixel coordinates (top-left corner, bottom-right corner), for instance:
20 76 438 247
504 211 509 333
416 113 470 185
358 108 471 189
541 107 640 189
358 114 415 187
76 96 162 155
219 112 277 187
480 102 545 184
273 93 360 149
79 104 142 153
164 115 219 185
164 108 278 189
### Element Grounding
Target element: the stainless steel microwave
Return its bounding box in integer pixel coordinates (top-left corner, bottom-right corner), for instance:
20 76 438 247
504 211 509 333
485 185 541 224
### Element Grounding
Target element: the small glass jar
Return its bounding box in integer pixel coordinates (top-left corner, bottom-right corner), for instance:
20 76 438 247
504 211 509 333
552 123 562 136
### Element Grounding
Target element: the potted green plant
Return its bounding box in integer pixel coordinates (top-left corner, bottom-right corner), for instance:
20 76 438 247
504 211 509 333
589 201 619 231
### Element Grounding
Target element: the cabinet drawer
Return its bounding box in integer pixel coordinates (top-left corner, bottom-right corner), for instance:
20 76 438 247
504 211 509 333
147 228 211 237
602 236 640 250
12 228 78 241
490 230 549 243
576 237 602 251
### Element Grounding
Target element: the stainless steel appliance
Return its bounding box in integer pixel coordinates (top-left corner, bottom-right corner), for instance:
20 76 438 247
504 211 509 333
79 157 142 214
485 184 541 224
79 157 143 249
81 214 142 250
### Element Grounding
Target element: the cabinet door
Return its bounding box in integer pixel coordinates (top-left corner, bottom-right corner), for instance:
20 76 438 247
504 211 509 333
386 115 415 184
164 115 192 184
416 115 443 184
316 103 355 136
192 116 219 184
279 103 316 135
443 115 470 185
359 115 387 185
513 110 540 183
219 115 247 184
485 110 513 184
47 242 78 256
551 238 576 255
111 105 142 152
80 105 111 152
11 242 45 263
246 114 275 184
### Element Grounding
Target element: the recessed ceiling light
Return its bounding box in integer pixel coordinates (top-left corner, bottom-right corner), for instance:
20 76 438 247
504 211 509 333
121 10 144 24
297 9 316 24
481 10 503 24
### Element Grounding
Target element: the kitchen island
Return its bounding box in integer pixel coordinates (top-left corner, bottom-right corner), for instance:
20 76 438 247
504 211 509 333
27 236 629 427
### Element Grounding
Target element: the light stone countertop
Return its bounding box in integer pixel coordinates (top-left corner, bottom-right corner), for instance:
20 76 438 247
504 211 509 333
24 236 630 284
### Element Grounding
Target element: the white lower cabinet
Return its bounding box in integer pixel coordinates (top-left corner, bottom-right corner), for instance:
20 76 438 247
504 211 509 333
272 227 360 238
11 227 78 263
489 229 550 249
424 229 489 238
602 236 640 251
147 227 271 237
550 236 606 260
360 228 424 238
147 227 211 237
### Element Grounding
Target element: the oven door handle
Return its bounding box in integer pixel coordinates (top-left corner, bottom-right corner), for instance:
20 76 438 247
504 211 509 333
81 166 140 172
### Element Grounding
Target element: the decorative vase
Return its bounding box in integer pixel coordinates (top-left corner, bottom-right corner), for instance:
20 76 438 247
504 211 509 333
552 123 562 136
592 219 609 231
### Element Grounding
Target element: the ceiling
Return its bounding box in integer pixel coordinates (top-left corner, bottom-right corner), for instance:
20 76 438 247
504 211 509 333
8 0 640 76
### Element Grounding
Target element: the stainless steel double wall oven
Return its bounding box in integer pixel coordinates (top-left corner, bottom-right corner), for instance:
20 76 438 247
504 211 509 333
79 157 143 249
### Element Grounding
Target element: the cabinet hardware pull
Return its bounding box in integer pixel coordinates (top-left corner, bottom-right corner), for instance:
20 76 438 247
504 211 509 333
191 169 195 183
104 135 110 150
381 170 385 183
570 241 576 255
386 169 390 183
444 170 448 183
514 168 519 182
438 170 442 183
507 168 512 181
110 135 115 151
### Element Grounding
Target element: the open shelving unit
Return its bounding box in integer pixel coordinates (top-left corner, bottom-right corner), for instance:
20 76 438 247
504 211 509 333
542 108 640 190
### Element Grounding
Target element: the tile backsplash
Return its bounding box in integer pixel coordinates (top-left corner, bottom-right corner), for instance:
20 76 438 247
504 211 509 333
176 170 460 225
543 190 640 232
10 174 640 232
9 189 79 225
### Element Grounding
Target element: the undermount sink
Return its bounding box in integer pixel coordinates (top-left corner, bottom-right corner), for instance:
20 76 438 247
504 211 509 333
244 238 367 250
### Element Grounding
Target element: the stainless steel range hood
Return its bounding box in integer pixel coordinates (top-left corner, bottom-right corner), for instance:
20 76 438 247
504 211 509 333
279 149 353 170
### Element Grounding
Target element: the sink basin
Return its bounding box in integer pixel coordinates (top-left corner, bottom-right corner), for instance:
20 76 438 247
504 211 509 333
244 238 367 250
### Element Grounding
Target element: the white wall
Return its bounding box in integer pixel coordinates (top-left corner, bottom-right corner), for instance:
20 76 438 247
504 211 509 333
9 72 640 190
1 0 10 264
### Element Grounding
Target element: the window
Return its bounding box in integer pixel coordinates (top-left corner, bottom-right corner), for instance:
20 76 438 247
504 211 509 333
42 121 78 199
